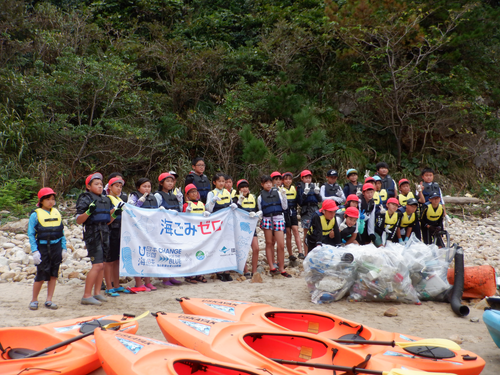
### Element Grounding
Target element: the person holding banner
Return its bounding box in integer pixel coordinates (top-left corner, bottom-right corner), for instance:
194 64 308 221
206 173 235 281
127 178 158 291
234 179 261 276
258 175 292 278
155 173 183 212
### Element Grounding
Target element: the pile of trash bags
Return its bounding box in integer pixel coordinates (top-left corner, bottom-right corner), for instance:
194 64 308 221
304 235 456 304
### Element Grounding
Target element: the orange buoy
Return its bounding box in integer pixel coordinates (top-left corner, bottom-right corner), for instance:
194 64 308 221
0 314 138 374
447 265 497 299
95 328 274 375
176 298 485 375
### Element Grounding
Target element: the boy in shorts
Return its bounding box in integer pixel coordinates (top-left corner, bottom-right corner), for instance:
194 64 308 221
76 172 119 305
28 188 67 310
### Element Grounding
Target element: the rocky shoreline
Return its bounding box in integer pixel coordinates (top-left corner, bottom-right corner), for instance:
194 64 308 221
1 206 499 289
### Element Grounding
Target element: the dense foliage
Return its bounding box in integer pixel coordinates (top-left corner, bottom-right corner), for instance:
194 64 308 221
1 0 500 193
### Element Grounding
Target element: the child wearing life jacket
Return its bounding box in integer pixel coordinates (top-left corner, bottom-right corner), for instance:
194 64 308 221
155 173 183 212
105 176 129 297
420 191 446 246
225 174 237 198
297 169 322 254
417 167 451 225
397 197 420 242
28 188 67 310
358 183 377 245
206 173 237 281
233 179 262 276
127 178 158 291
321 169 345 205
365 176 380 206
398 179 416 206
185 157 211 204
258 175 291 278
375 162 397 198
282 172 304 260
343 168 363 197
373 175 388 208
181 184 210 284
338 206 360 245
305 200 340 250
76 173 118 305
374 197 402 246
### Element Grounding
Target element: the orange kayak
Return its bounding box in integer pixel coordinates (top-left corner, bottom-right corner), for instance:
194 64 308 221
0 313 138 375
177 297 485 375
95 328 275 375
154 312 421 375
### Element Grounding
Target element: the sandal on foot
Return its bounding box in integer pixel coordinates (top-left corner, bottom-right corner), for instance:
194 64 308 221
45 301 59 309
281 271 292 278
185 277 198 284
29 301 38 310
105 289 120 297
145 283 157 291
244 272 252 277
194 275 207 283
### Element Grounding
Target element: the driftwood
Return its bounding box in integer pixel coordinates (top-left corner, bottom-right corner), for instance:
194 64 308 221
443 197 483 205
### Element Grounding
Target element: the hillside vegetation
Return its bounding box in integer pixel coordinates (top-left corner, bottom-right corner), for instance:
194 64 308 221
1 0 500 196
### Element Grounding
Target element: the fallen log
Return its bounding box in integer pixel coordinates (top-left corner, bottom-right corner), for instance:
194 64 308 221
443 197 483 205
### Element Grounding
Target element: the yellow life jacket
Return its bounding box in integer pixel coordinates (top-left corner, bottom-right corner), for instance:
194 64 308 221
284 185 297 200
237 194 257 211
379 189 388 203
400 211 416 228
308 213 335 236
230 189 237 199
108 195 124 206
384 211 398 230
187 200 205 214
398 192 415 206
212 188 231 211
373 191 380 205
426 204 443 221
35 208 63 241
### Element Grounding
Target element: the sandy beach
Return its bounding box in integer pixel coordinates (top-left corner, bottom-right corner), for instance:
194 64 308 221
1 274 498 375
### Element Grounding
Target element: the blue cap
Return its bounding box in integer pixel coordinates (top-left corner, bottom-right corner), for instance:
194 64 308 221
346 168 358 177
373 175 382 181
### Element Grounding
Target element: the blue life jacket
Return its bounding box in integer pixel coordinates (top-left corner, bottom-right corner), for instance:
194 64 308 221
131 191 158 209
260 188 283 217
85 192 112 224
156 191 180 211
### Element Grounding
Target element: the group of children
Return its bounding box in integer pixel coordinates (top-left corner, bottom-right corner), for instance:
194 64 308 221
28 158 450 309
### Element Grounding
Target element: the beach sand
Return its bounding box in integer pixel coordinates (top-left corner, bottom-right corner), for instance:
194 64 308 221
1 275 498 375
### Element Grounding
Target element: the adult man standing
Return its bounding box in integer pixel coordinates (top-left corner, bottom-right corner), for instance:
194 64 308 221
184 157 211 204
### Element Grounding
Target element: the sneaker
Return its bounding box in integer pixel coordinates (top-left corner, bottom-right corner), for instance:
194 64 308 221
298 253 305 260
145 283 157 291
281 271 292 278
169 278 182 285
289 255 297 262
270 268 279 275
93 294 108 302
81 297 102 306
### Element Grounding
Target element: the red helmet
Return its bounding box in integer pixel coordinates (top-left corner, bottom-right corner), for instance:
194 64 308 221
320 200 338 212
85 172 103 186
386 197 399 206
185 184 197 195
362 183 375 192
345 207 359 218
300 169 312 178
270 171 282 178
108 177 125 186
237 179 249 189
365 176 375 183
37 187 56 200
346 194 359 203
398 178 410 187
158 172 174 182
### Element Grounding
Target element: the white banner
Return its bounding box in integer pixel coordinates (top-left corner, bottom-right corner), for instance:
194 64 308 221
119 204 258 277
